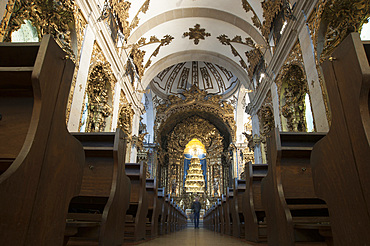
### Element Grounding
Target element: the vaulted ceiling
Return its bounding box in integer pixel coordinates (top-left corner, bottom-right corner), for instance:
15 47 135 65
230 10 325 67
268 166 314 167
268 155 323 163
115 0 278 95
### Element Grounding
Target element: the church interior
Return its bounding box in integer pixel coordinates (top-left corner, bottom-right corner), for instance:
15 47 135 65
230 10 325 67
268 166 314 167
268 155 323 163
0 0 369 245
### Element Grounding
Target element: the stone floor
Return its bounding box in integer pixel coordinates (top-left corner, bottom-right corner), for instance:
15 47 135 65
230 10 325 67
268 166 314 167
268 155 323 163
136 227 265 246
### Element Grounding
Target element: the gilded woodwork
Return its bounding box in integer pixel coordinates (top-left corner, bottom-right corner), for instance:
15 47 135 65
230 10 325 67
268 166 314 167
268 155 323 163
129 34 174 78
166 116 224 197
321 0 369 61
183 24 211 45
79 42 117 132
274 42 310 132
117 91 134 138
280 65 308 132
1 0 75 58
257 91 274 158
261 0 283 40
0 0 16 41
154 85 236 143
85 63 114 132
307 0 370 125
241 0 263 31
217 34 256 73
245 48 263 80
111 0 150 40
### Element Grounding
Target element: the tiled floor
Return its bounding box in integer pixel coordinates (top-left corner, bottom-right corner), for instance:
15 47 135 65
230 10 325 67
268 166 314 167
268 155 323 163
136 228 266 246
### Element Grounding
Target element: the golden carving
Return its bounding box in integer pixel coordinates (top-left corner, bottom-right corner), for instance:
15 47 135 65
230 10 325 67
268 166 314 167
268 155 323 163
275 42 305 95
166 116 224 197
307 0 370 125
241 0 263 30
154 85 236 143
258 91 274 143
183 24 211 45
117 91 134 138
129 35 174 78
321 0 370 61
1 0 75 58
79 42 117 132
217 34 256 72
85 63 114 132
280 65 308 132
261 0 283 40
273 42 309 132
111 0 150 40
245 48 263 80
0 0 16 41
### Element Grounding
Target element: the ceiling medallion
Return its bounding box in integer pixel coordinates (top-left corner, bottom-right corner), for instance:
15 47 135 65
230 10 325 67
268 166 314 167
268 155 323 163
183 24 211 45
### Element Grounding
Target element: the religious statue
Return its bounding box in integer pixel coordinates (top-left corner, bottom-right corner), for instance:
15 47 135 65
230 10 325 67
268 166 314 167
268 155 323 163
171 179 177 195
213 178 219 196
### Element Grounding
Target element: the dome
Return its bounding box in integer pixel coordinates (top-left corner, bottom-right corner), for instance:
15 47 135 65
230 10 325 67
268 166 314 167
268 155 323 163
150 61 240 99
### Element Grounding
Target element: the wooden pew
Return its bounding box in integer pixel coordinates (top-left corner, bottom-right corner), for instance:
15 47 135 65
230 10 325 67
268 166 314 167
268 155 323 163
243 163 268 242
233 178 246 238
216 198 223 233
311 32 370 245
156 188 165 235
227 187 237 236
0 35 85 246
169 198 176 232
221 194 230 235
124 162 149 242
261 128 331 246
145 178 159 239
65 129 131 246
161 194 171 234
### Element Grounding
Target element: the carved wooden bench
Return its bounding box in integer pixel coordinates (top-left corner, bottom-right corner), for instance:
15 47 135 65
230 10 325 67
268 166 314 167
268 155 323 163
233 178 246 238
156 188 165 235
244 163 268 242
261 128 332 246
0 35 84 246
145 178 158 238
311 32 370 245
65 129 130 246
124 162 148 242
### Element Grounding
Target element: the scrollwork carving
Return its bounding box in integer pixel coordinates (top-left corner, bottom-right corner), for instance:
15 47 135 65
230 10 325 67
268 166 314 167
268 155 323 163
129 34 174 78
117 91 134 138
1 0 76 58
183 24 211 45
154 85 236 143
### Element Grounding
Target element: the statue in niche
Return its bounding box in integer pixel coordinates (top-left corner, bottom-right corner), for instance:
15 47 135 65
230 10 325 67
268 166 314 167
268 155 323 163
213 178 219 196
171 179 177 195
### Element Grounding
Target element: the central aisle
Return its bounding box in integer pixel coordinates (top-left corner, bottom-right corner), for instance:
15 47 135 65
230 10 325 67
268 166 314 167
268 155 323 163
137 228 265 246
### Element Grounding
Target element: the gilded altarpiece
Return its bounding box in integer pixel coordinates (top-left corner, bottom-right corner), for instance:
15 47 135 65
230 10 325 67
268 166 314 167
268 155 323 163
80 42 116 132
166 116 224 209
155 85 236 208
275 42 313 132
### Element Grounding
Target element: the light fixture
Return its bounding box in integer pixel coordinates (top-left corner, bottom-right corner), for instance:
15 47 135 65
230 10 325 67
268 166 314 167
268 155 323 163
259 73 266 83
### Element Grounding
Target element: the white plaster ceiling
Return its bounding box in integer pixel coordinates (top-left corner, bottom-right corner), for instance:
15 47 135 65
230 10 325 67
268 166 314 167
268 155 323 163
122 0 271 94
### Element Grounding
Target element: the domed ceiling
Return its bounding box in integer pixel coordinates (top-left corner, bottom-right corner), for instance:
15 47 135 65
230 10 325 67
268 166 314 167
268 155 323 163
150 61 240 99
